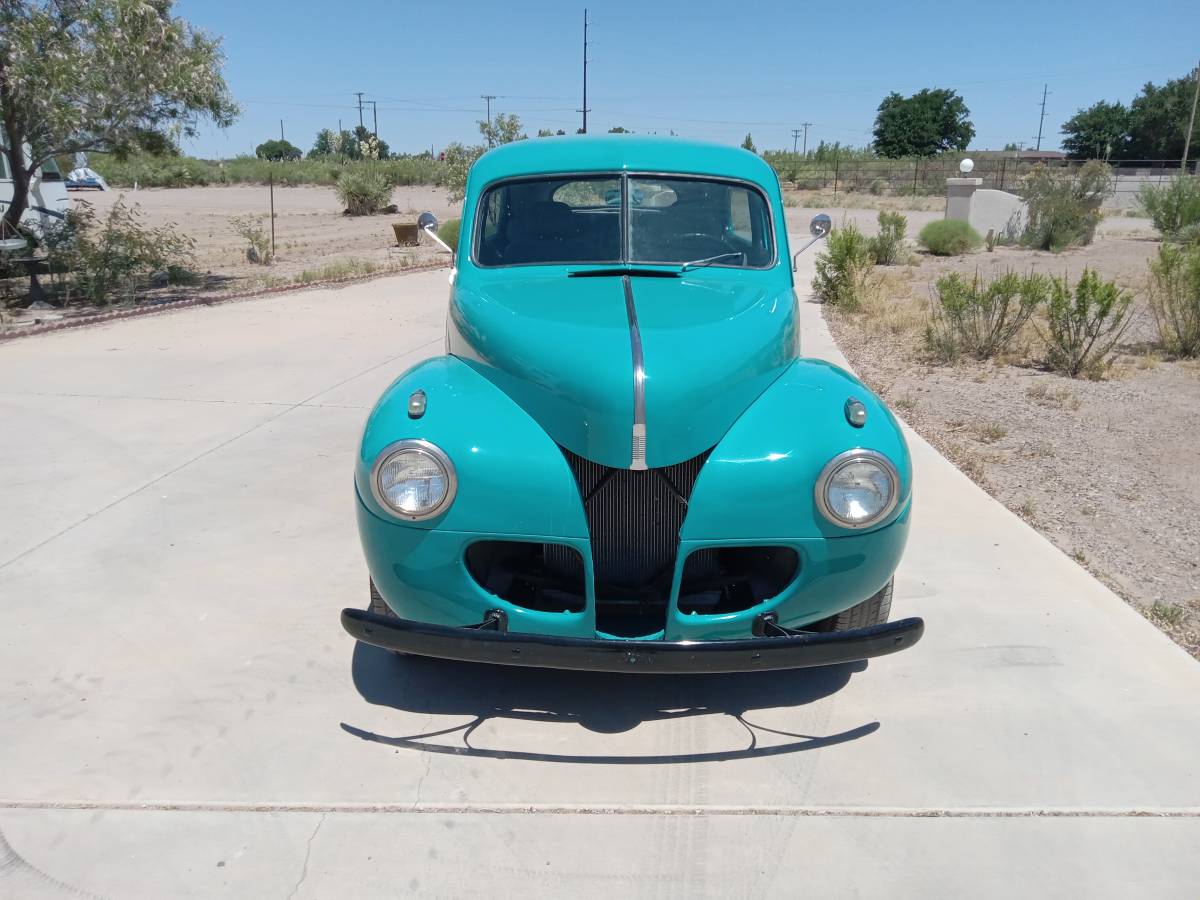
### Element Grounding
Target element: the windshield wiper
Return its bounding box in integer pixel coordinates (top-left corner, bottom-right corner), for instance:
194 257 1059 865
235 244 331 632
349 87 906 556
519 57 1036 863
679 252 744 272
568 267 679 278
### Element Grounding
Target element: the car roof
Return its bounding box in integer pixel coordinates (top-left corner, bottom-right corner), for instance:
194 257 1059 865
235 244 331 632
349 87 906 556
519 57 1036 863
467 135 780 191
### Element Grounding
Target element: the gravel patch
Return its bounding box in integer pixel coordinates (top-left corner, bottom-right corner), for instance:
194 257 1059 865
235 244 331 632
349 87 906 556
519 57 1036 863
823 228 1200 659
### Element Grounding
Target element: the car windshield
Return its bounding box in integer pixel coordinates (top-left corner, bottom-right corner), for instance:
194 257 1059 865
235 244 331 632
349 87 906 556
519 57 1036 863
474 174 773 268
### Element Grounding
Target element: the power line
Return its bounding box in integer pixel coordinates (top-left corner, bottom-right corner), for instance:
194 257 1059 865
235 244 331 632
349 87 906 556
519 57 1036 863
573 9 588 133
1035 83 1051 151
480 94 499 145
1183 60 1199 171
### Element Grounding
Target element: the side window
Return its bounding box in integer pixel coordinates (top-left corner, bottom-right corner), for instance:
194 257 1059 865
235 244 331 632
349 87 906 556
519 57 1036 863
729 189 752 242
481 187 504 244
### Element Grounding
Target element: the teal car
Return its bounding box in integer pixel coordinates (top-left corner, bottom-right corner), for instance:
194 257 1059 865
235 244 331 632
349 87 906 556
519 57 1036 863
341 136 923 673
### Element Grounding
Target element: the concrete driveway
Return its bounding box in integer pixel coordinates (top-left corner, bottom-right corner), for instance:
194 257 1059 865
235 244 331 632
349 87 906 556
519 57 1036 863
1 258 1198 899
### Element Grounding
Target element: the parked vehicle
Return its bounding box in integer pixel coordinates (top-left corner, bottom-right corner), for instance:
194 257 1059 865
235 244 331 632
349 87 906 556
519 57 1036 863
342 136 922 673
0 142 70 238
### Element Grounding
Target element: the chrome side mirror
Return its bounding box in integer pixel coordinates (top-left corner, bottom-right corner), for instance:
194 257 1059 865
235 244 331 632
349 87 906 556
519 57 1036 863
418 210 454 259
792 213 832 271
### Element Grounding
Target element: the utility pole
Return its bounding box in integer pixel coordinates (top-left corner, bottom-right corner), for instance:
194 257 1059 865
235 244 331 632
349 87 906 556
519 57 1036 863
791 129 801 153
280 119 284 140
1035 84 1050 151
368 100 378 138
801 121 812 155
481 94 498 146
1182 60 1199 173
355 92 365 129
578 9 591 134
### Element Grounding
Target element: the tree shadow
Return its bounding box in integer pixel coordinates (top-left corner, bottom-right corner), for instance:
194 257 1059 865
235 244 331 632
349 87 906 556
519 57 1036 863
340 641 876 764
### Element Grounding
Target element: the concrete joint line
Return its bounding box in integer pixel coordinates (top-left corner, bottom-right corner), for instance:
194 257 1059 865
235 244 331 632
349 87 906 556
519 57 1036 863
1 800 1198 819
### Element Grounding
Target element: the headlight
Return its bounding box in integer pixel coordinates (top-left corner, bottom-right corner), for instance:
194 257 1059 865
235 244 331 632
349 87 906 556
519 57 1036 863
371 440 456 520
815 449 899 529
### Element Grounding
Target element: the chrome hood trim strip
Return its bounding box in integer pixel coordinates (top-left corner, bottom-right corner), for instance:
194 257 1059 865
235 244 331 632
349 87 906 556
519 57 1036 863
622 275 648 470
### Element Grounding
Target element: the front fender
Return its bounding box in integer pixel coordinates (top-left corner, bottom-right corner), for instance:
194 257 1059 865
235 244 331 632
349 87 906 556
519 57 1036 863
682 358 912 541
356 355 587 538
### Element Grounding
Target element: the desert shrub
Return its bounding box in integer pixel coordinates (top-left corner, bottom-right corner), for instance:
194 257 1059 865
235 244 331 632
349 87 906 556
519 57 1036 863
869 210 907 265
230 215 272 264
1146 242 1200 356
335 168 393 215
441 142 485 202
58 199 194 305
1138 176 1200 242
1039 268 1133 377
811 222 875 310
925 270 1050 362
918 219 982 255
869 177 887 196
436 218 462 252
1021 161 1111 251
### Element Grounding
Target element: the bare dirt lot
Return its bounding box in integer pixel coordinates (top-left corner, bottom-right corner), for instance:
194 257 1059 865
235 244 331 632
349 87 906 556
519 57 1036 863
818 207 1199 657
82 183 463 285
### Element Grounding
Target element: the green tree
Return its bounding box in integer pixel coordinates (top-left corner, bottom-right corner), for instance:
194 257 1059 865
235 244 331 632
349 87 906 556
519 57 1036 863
1060 101 1131 159
872 89 974 158
310 128 355 159
441 141 484 202
479 113 525 147
0 0 237 234
352 125 389 160
609 125 631 134
1126 74 1200 161
255 139 302 161
741 133 756 153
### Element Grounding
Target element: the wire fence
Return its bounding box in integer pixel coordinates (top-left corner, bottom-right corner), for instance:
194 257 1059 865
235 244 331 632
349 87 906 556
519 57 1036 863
762 155 1198 208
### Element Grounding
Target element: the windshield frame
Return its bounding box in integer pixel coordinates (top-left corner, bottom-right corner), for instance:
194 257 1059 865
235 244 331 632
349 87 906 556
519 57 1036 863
470 170 777 271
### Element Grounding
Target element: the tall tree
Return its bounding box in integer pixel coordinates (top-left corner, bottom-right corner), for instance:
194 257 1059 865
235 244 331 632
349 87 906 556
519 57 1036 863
872 89 974 158
255 139 301 161
478 113 525 147
0 0 237 233
1126 75 1200 161
741 133 756 153
1060 101 1131 159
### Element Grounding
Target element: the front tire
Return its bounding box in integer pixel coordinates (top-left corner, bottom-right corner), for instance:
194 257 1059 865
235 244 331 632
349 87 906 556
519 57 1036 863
825 578 893 631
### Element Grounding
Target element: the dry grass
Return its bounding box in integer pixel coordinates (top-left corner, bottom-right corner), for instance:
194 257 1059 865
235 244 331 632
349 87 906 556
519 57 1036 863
784 189 945 212
1025 381 1082 410
974 422 1007 443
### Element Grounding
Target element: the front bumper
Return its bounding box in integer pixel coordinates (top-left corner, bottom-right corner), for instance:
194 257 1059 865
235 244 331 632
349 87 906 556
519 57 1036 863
341 607 924 674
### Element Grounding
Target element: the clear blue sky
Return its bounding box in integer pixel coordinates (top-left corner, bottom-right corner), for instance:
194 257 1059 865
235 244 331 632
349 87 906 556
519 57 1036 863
176 0 1199 158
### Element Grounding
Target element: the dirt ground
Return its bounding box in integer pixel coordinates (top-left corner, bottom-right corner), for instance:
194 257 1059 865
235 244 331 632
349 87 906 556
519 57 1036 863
819 208 1199 657
81 184 462 285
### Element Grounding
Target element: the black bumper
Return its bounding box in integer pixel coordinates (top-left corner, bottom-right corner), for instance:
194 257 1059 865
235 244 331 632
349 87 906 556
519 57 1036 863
341 608 924 674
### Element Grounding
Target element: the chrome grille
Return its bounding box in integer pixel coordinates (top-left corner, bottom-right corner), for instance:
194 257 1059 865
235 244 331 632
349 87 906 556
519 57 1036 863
562 448 710 592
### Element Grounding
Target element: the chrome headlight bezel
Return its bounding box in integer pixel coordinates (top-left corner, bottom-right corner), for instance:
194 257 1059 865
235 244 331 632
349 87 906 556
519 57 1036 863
814 449 900 530
370 439 457 521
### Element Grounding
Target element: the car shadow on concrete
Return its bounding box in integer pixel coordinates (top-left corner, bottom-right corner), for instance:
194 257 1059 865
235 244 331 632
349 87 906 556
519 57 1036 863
340 641 876 764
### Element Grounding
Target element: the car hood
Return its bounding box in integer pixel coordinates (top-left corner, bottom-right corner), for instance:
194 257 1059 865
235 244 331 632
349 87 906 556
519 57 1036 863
448 269 797 469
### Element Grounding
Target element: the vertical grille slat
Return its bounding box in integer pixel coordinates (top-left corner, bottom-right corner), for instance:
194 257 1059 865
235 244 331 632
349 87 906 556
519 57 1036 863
561 448 710 631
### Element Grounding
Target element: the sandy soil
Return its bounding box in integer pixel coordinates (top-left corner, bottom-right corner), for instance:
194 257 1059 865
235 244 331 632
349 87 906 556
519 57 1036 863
77 184 461 288
821 210 1199 657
